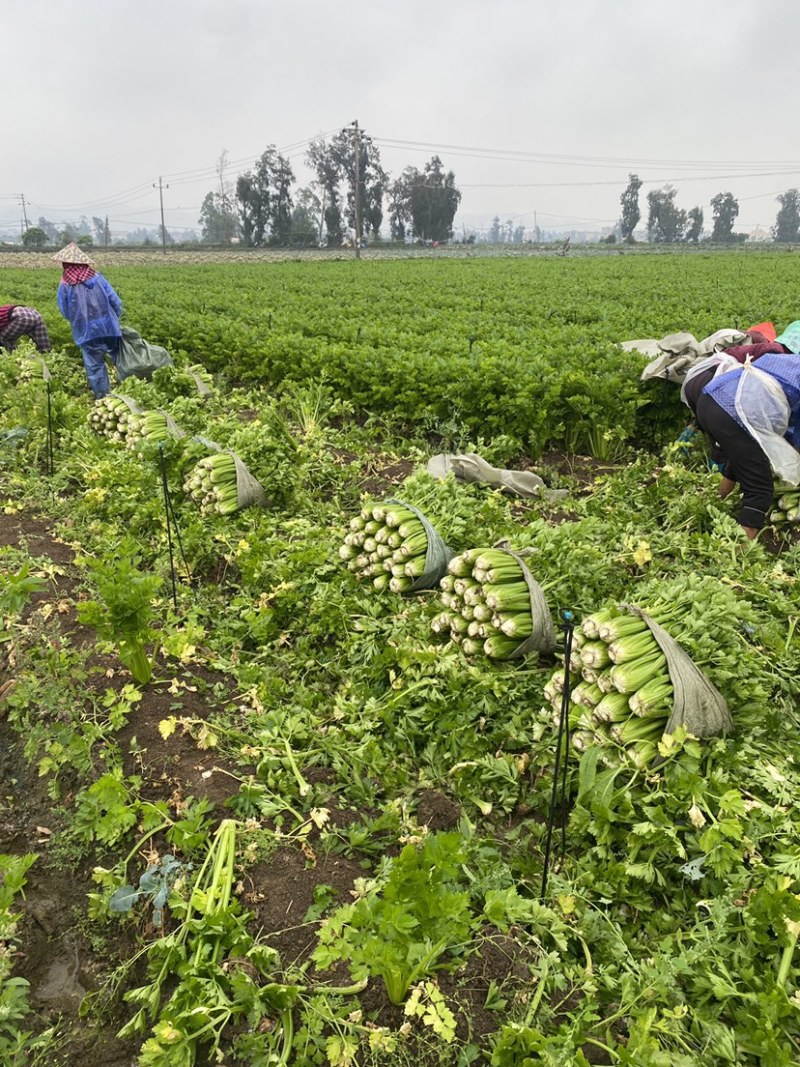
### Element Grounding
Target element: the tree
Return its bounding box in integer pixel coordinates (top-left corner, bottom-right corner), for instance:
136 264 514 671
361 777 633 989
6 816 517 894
406 157 461 243
21 227 47 249
306 125 386 245
489 216 502 244
387 167 415 241
307 137 344 246
685 207 704 244
200 151 240 244
37 216 59 242
235 146 295 246
76 234 94 249
620 173 643 241
710 192 739 242
773 189 800 242
647 185 686 243
290 186 322 246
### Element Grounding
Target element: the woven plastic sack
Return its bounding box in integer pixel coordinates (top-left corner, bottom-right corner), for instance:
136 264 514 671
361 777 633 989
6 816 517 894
492 540 557 657
622 605 733 738
116 326 173 381
387 498 452 592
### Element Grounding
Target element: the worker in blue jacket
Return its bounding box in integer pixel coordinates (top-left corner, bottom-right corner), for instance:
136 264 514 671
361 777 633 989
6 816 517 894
53 242 123 398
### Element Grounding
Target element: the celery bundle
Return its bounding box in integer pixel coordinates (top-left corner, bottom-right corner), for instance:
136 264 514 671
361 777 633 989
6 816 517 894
339 502 434 593
542 604 677 768
87 395 140 443
770 484 800 524
17 355 49 383
184 453 241 515
124 411 177 449
432 547 546 660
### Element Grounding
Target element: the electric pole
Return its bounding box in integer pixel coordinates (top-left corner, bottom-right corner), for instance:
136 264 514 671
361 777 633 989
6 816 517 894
352 120 361 260
19 193 30 237
153 177 169 254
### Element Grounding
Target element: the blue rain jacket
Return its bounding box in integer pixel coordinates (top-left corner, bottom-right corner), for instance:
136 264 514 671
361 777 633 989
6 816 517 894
57 273 123 346
702 353 800 449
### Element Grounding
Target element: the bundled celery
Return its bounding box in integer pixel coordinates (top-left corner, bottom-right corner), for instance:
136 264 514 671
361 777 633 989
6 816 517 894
538 595 731 768
125 410 183 449
340 500 449 593
87 395 141 443
431 546 554 660
539 605 675 768
770 483 800 524
184 452 256 516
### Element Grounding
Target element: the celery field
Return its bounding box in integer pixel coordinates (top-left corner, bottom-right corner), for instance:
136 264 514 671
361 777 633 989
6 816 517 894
1 249 800 1066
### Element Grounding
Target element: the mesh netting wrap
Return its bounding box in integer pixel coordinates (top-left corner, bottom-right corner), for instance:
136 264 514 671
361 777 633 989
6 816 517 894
386 498 453 592
155 409 186 440
622 605 733 738
493 540 557 657
191 435 222 452
21 356 52 382
112 394 144 415
232 451 267 510
189 371 214 398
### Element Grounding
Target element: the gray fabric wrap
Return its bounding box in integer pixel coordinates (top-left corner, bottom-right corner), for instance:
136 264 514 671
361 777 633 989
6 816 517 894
622 605 733 738
386 498 453 592
493 540 557 657
232 451 267 509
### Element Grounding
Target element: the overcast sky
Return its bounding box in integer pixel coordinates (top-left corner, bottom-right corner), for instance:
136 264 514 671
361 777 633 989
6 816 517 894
4 0 800 239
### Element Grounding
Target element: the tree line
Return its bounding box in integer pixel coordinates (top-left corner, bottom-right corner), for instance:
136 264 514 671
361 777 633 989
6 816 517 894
199 126 462 247
618 174 800 244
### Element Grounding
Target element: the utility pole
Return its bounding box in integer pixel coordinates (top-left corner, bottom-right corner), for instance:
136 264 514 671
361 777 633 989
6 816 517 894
352 120 361 260
153 177 169 254
317 187 326 247
104 215 110 247
19 193 29 237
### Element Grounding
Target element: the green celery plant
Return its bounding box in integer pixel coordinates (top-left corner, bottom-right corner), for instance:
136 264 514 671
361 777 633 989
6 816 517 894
77 550 161 685
312 831 472 1005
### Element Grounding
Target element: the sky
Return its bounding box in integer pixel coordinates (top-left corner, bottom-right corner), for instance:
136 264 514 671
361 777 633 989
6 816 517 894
4 0 800 241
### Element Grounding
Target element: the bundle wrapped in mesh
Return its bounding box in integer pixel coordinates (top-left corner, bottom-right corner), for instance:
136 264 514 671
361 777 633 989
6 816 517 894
432 544 555 660
124 409 186 449
18 354 52 384
87 395 143 444
339 499 451 593
541 601 732 769
183 444 266 516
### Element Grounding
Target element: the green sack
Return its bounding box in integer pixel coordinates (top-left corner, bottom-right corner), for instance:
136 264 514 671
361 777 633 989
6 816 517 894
115 326 173 381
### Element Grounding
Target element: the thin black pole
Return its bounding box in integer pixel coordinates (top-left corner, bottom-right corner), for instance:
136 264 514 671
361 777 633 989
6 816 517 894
540 610 575 901
558 612 575 864
158 445 178 610
46 381 54 475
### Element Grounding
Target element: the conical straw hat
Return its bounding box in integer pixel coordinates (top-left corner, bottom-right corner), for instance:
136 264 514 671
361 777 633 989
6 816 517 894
52 242 94 265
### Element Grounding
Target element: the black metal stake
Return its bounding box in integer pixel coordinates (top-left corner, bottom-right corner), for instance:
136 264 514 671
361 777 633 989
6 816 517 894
540 610 575 901
46 381 54 476
158 445 179 610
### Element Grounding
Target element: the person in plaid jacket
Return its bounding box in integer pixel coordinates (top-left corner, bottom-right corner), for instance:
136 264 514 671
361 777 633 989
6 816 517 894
0 304 52 354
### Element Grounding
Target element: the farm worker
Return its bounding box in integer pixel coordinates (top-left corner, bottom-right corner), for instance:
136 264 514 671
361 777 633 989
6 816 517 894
53 242 123 399
0 305 52 354
694 353 800 539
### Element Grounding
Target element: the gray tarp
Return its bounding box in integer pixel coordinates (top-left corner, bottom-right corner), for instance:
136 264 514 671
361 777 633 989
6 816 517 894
622 329 748 384
428 452 568 502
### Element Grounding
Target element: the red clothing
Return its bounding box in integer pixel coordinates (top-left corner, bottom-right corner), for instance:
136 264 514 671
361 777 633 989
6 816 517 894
723 341 788 362
0 305 15 330
61 264 96 285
